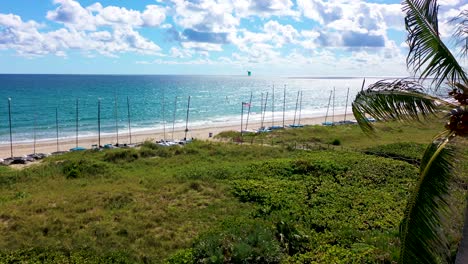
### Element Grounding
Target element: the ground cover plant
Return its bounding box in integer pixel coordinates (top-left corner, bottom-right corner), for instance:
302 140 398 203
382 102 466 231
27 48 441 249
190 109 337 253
349 0 468 262
0 122 466 263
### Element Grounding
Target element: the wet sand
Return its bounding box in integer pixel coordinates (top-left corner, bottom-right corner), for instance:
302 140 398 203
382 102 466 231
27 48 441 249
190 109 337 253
0 114 349 159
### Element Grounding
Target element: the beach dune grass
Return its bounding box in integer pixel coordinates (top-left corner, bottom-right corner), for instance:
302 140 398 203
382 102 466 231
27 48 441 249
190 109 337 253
0 121 466 263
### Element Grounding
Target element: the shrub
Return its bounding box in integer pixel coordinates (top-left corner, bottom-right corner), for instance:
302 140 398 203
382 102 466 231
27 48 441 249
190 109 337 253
140 141 159 150
331 138 341 146
103 149 139 163
363 142 426 165
165 249 194 264
61 159 111 178
138 147 157 158
192 220 283 263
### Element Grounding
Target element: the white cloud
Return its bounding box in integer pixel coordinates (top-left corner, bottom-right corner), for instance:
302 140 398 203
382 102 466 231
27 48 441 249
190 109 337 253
169 47 192 58
263 20 299 47
47 0 166 29
0 11 162 57
46 0 96 30
439 0 461 6
233 0 298 18
170 0 239 33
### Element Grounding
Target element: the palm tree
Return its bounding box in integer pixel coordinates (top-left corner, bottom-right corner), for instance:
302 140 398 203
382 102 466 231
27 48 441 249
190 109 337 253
351 0 467 263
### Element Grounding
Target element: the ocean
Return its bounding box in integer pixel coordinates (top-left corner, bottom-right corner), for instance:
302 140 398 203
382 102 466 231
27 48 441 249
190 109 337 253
0 74 380 144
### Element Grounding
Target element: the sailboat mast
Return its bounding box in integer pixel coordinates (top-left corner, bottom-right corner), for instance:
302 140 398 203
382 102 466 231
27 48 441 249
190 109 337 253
75 98 78 148
271 85 275 127
344 87 350 122
55 107 59 152
260 93 264 128
240 102 244 137
8 98 13 158
33 113 37 154
332 87 335 124
293 91 299 125
282 85 286 128
172 96 177 141
261 92 268 129
245 92 253 130
184 96 191 140
298 91 303 125
127 96 132 144
98 98 101 147
162 91 166 141
114 94 119 146
324 90 332 123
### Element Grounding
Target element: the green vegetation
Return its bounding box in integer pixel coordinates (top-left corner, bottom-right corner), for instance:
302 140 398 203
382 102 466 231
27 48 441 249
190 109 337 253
0 122 466 263
350 0 468 262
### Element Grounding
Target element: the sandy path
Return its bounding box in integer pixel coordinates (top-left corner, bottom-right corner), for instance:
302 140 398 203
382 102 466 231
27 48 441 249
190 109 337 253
0 114 349 159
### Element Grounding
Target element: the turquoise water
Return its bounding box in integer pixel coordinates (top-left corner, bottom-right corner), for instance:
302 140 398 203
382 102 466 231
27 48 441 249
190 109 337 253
0 74 375 144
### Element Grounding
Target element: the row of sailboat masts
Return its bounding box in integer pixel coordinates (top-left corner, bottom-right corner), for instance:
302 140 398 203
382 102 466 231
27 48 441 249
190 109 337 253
95 95 192 145
4 95 192 157
324 87 351 124
242 86 304 132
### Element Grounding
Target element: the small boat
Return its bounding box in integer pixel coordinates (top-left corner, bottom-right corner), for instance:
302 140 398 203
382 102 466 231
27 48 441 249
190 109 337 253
241 129 257 134
288 90 303 128
24 155 35 162
157 140 178 147
322 121 334 126
288 124 304 128
268 125 283 130
178 138 193 145
28 153 49 159
11 156 28 164
103 144 117 149
70 146 86 152
51 150 69 155
335 120 357 125
257 127 272 133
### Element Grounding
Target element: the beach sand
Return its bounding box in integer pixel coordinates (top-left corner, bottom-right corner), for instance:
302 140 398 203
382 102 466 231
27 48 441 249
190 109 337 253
0 114 349 159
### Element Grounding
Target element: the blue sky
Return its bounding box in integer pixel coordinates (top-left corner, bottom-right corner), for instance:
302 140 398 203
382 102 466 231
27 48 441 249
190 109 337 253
0 0 465 76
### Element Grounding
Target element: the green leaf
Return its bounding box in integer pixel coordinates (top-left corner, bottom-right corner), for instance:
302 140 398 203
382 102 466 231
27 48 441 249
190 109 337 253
404 0 468 88
399 133 456 264
351 79 450 134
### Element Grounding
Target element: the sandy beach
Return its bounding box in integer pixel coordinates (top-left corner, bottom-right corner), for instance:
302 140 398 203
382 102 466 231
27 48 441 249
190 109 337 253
0 114 349 159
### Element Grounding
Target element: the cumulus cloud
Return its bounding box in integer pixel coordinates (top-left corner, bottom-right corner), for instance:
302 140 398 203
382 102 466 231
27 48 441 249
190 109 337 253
0 0 168 57
233 0 298 17
47 0 166 29
1 0 417 75
170 0 238 32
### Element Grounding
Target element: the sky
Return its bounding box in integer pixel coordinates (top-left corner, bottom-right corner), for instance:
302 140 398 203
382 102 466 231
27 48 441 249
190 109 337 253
0 0 465 76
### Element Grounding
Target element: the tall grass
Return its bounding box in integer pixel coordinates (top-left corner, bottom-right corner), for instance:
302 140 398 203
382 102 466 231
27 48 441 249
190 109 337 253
0 121 465 263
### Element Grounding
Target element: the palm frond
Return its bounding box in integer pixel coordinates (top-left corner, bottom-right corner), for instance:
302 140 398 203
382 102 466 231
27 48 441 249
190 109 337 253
450 10 468 58
352 79 452 133
404 0 468 88
399 132 456 263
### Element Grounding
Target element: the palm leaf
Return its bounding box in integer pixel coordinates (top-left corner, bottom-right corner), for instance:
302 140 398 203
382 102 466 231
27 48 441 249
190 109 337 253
399 132 456 263
404 0 468 88
351 79 452 133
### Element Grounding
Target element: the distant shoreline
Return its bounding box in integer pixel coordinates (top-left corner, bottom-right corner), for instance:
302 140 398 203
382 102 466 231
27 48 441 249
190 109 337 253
0 113 349 159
